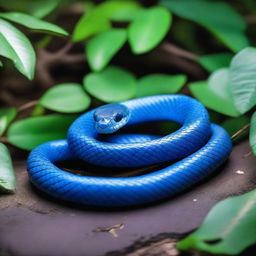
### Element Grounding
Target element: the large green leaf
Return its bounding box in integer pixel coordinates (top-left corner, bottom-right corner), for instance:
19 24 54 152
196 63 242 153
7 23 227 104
83 66 136 103
72 6 111 42
198 53 233 72
190 68 240 117
0 18 35 79
128 6 172 54
0 12 68 36
161 0 248 52
136 74 186 97
178 189 256 255
7 114 77 150
73 0 141 42
0 143 15 193
230 47 256 114
86 29 127 71
39 83 91 113
250 111 256 155
0 0 60 18
0 107 17 136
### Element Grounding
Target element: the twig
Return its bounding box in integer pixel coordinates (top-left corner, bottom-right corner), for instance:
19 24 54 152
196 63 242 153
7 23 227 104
0 137 8 143
231 124 250 140
18 100 38 112
36 41 86 87
160 42 198 61
245 15 256 24
243 151 252 158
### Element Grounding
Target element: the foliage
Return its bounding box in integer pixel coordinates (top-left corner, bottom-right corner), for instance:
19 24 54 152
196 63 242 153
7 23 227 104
39 83 91 113
250 112 256 155
0 0 256 254
0 11 68 79
128 6 172 54
178 189 256 255
7 114 77 150
0 143 15 193
190 68 240 117
161 0 248 52
83 65 136 103
136 74 186 97
230 47 256 114
86 29 127 71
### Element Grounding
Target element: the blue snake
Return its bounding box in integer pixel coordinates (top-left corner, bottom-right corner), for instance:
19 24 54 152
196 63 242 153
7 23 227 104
27 95 232 207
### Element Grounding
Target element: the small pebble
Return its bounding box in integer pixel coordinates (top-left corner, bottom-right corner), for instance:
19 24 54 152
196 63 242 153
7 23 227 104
235 170 245 175
193 199 197 202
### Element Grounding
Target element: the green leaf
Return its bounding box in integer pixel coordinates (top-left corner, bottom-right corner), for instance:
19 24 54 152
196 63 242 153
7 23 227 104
128 6 172 54
39 83 91 113
190 68 240 117
178 189 256 255
31 105 45 116
161 0 248 52
0 12 68 36
72 6 111 42
221 115 250 142
7 114 77 150
250 111 256 155
0 107 17 136
0 0 60 18
0 18 35 79
198 53 233 72
230 47 256 114
96 0 141 22
136 74 186 97
86 29 127 71
83 65 136 103
0 143 15 193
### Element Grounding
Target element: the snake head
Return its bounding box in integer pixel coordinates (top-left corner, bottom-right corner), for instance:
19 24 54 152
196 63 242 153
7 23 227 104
93 103 130 134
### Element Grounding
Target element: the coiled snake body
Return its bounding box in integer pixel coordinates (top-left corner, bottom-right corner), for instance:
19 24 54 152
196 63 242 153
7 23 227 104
27 95 232 207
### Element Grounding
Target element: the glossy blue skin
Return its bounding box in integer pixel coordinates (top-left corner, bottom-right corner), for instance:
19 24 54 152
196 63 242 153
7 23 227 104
27 95 232 207
93 103 130 134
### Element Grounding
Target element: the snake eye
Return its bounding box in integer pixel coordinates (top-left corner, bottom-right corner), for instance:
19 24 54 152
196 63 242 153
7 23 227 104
114 113 123 122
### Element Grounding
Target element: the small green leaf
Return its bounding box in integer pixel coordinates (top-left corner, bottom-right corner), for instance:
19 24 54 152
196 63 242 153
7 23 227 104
190 68 240 117
31 105 45 116
7 114 77 150
136 74 186 97
0 0 60 18
40 83 91 113
230 47 256 114
72 7 111 42
0 18 35 79
221 115 250 142
0 12 68 36
0 107 17 136
0 143 15 193
250 112 256 155
178 189 256 255
83 65 136 103
86 29 127 71
128 6 172 54
198 53 233 72
161 0 248 52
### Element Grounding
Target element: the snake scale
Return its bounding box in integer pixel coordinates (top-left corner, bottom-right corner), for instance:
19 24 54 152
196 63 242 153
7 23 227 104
27 95 232 207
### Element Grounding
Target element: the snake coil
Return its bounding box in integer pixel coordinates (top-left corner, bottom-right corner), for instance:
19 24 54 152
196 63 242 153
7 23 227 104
27 95 232 207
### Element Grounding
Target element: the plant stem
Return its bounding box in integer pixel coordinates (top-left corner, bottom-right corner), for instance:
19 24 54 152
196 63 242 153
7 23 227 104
18 100 38 112
160 42 198 61
231 123 250 140
0 137 8 143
